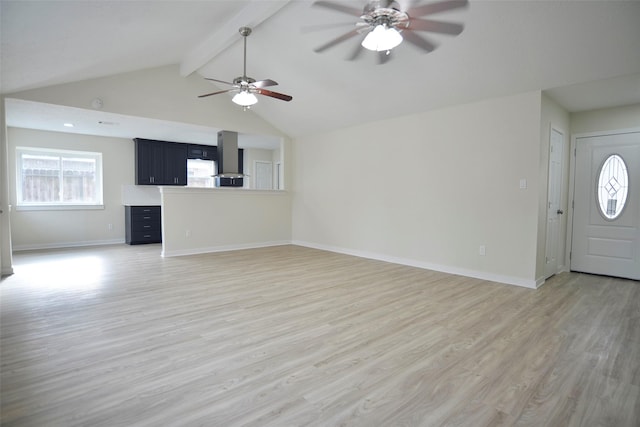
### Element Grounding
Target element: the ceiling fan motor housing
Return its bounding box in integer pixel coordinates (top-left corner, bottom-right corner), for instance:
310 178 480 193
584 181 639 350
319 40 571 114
362 1 409 31
233 76 256 85
364 0 400 13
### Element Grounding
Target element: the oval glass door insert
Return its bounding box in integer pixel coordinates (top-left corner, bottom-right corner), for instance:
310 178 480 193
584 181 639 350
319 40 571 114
597 154 629 220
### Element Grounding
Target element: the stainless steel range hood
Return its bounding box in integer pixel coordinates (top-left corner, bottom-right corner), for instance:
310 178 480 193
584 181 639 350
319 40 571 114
216 130 243 179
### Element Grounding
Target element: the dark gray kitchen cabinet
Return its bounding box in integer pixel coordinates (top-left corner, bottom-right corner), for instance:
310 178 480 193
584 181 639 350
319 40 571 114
163 142 188 185
134 138 187 185
125 205 161 244
187 144 217 161
134 138 163 185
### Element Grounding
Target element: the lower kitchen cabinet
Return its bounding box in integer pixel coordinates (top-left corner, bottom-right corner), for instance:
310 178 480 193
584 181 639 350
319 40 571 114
125 205 161 245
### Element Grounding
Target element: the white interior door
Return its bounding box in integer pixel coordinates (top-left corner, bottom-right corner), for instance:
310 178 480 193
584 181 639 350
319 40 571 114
255 161 273 190
545 128 564 279
571 131 640 280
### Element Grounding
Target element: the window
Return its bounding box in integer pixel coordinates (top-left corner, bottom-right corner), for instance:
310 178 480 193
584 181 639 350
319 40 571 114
16 147 103 209
597 154 628 220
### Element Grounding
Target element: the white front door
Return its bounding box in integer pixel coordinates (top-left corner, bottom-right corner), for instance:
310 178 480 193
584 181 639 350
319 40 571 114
545 128 564 279
571 131 640 280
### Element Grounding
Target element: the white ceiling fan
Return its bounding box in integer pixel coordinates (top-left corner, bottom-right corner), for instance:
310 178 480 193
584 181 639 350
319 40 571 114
312 0 468 63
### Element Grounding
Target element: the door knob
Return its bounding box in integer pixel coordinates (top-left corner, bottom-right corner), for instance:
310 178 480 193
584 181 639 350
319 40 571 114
557 209 564 215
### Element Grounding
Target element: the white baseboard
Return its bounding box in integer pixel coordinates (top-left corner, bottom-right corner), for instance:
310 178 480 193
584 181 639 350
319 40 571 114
10 238 541 289
12 238 125 252
161 240 291 258
292 240 539 289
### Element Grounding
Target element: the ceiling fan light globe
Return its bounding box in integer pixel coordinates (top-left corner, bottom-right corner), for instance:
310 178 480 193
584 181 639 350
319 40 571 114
232 91 258 106
361 24 403 51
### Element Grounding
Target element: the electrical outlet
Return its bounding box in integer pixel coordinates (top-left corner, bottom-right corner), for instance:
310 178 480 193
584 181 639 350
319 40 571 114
479 245 486 256
107 223 113 231
185 229 191 238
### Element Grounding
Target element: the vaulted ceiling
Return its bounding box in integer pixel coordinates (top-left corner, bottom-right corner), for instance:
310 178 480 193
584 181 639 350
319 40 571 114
2 0 640 138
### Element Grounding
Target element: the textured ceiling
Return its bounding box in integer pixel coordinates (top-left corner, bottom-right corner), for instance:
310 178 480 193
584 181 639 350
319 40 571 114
2 0 640 138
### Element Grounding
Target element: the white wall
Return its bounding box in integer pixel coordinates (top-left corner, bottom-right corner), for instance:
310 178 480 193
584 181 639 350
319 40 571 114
292 91 543 287
7 128 134 250
160 187 291 257
571 103 640 135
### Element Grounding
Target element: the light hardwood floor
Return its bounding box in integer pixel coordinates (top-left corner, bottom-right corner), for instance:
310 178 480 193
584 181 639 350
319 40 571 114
1 244 638 426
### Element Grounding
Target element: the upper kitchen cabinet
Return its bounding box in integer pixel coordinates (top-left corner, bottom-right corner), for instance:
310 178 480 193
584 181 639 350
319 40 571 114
187 144 217 161
134 138 162 185
134 138 187 185
163 142 187 185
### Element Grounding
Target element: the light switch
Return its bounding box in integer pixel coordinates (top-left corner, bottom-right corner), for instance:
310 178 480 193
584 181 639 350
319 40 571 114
519 179 527 189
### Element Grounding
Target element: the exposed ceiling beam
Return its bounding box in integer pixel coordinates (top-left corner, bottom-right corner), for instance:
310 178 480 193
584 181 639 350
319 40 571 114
179 0 292 77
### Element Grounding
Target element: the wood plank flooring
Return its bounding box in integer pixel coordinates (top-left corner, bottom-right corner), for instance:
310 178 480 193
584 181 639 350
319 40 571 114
1 244 638 426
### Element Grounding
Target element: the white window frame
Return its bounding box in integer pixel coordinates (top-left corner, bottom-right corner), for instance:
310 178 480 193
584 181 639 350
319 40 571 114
16 147 104 211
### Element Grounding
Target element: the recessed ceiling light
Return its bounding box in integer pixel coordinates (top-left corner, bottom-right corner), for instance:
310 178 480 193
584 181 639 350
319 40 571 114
63 123 74 127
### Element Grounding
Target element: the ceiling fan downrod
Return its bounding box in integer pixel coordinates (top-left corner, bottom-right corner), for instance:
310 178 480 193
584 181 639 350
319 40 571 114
239 26 252 81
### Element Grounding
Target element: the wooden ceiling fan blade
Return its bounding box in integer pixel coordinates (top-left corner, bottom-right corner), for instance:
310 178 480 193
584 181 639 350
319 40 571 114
402 31 437 52
253 79 279 88
312 1 362 17
314 28 360 53
256 89 293 102
205 78 236 86
408 18 464 35
198 89 235 98
408 0 469 17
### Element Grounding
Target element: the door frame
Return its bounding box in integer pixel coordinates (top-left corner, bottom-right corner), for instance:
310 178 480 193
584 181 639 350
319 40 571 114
565 126 640 271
